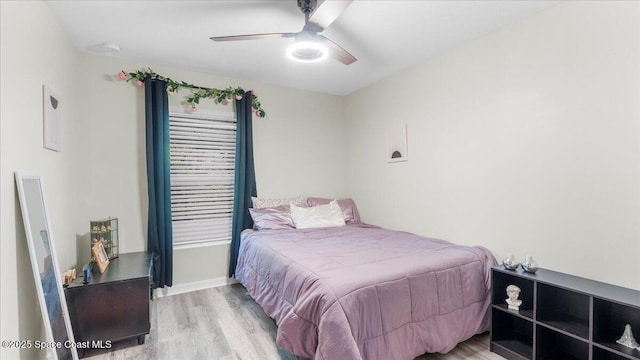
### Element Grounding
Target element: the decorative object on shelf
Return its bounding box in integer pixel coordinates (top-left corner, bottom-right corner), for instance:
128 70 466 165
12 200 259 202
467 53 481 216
90 217 119 260
521 255 539 273
91 240 110 274
117 68 266 117
502 253 520 270
505 284 522 311
63 268 76 286
82 263 91 284
616 324 639 348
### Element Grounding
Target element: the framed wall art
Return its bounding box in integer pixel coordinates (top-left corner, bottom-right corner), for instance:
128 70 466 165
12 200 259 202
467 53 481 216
386 123 408 162
43 85 62 152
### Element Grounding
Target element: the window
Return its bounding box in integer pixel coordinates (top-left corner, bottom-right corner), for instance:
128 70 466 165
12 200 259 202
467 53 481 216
169 111 236 247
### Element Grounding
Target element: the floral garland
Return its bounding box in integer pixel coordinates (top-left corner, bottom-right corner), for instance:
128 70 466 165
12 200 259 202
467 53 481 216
118 68 266 117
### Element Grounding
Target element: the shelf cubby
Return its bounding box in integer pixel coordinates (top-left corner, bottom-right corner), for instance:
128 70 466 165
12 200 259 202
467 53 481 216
493 270 535 319
537 283 590 339
593 345 636 360
492 307 534 359
536 325 589 360
593 298 640 360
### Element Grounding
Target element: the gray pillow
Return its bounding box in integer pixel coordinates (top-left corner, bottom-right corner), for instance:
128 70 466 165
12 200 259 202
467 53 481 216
251 196 307 209
306 197 362 224
248 205 295 230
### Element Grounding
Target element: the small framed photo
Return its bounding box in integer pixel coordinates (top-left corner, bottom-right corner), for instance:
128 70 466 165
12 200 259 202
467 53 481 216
91 240 110 274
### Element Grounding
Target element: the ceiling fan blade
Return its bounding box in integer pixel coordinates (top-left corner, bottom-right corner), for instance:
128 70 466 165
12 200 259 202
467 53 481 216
320 35 356 65
307 0 353 32
211 33 295 42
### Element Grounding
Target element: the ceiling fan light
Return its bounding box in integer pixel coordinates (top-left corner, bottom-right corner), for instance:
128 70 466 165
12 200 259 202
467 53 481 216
286 41 328 63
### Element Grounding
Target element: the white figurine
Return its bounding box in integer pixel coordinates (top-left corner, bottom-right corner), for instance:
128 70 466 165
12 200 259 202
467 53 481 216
616 324 639 348
505 284 522 311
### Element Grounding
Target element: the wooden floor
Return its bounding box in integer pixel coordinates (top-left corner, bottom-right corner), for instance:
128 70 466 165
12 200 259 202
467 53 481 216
85 284 505 360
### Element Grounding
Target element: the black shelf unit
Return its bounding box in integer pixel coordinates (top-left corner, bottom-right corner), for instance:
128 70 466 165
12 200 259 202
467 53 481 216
491 266 640 360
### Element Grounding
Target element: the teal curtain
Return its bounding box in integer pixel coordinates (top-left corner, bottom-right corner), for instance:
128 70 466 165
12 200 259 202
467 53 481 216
145 78 173 288
229 92 257 277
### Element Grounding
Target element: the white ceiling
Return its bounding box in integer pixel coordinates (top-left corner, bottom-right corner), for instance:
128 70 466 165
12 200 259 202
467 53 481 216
48 0 557 96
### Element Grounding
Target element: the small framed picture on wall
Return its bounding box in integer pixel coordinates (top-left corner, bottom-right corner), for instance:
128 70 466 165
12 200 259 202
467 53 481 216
43 85 62 152
386 123 408 162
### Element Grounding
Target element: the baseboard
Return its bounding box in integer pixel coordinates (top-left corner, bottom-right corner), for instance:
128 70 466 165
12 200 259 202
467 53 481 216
154 277 238 298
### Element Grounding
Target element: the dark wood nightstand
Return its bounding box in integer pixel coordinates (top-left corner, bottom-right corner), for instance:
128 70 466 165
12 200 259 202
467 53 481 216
65 251 153 358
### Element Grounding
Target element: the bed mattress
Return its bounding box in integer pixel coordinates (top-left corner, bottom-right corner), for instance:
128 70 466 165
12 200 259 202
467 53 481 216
235 224 495 360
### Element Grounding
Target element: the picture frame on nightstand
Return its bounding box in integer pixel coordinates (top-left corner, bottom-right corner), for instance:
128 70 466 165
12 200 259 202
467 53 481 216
91 240 110 274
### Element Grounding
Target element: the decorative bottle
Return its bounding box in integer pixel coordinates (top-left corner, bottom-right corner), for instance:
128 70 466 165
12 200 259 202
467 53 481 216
522 255 538 273
502 253 520 270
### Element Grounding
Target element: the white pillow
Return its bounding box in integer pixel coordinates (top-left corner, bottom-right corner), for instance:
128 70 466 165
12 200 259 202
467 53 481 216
252 196 307 209
290 200 346 229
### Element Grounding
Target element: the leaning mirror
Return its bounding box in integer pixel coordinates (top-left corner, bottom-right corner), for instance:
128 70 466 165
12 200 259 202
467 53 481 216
15 172 78 360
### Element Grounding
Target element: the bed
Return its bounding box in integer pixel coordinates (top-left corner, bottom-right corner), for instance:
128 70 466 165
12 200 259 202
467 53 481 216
235 223 495 360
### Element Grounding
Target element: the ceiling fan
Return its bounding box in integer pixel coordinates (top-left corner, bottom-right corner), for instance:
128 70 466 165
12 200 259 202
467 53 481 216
210 0 356 65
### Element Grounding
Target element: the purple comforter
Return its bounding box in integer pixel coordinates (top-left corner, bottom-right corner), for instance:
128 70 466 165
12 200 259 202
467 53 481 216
236 224 495 360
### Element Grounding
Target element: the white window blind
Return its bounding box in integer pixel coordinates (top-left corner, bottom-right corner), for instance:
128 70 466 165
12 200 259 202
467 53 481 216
169 111 236 247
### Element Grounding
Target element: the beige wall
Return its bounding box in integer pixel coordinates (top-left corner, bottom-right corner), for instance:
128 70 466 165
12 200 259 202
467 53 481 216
1 2 80 359
344 1 640 290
